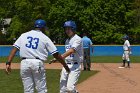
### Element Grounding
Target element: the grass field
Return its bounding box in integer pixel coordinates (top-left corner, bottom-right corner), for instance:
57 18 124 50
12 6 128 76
0 56 140 63
0 56 139 93
0 69 98 93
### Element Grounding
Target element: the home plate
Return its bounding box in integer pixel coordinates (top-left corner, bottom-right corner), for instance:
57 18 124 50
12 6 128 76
118 67 125 68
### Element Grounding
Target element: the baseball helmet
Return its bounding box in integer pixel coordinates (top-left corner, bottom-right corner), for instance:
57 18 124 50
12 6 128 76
63 20 76 30
34 19 46 28
122 35 129 40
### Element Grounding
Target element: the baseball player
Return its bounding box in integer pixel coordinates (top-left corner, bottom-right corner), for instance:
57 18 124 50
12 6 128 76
50 20 83 93
5 19 70 93
120 35 131 68
82 33 93 71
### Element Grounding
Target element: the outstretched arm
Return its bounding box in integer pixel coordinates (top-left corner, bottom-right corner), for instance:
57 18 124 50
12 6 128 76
61 48 75 58
53 52 70 73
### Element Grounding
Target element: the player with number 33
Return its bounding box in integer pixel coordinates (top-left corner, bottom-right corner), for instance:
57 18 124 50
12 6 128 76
5 19 70 93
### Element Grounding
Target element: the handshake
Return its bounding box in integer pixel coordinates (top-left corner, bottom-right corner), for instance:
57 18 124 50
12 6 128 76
49 58 70 73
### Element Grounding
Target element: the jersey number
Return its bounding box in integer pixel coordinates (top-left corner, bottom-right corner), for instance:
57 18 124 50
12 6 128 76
70 54 74 57
26 36 39 49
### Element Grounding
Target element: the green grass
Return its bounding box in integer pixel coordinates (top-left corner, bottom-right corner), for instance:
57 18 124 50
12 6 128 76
0 69 98 93
0 56 53 63
78 70 99 83
0 56 140 63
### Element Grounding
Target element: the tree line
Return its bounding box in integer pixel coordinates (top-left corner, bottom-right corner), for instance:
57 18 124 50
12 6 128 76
0 0 140 45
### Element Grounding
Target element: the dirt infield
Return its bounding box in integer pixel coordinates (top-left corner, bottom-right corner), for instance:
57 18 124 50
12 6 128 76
0 63 140 93
77 63 140 93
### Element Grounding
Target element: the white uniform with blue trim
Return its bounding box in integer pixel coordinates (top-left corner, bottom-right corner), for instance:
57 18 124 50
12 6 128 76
60 34 83 93
13 30 58 93
122 40 131 61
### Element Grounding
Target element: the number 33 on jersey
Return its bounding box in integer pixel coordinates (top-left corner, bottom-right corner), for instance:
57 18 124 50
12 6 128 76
26 36 39 49
13 30 58 61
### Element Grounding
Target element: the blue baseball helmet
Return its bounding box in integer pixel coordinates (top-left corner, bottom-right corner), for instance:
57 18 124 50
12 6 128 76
34 19 46 28
122 35 129 40
63 20 76 30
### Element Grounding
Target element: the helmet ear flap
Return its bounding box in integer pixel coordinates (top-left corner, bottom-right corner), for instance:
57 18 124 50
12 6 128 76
72 27 76 31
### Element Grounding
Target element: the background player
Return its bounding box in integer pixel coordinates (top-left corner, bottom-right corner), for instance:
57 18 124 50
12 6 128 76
5 19 70 93
50 20 83 93
119 35 131 68
82 32 93 71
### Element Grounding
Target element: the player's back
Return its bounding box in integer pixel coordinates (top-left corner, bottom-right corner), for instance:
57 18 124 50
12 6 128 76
82 36 92 48
14 30 52 61
123 40 130 50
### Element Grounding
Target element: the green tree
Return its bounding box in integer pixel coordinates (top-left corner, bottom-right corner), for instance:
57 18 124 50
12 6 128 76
0 0 137 44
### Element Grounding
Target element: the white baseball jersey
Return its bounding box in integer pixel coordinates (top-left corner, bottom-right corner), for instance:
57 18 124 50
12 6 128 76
60 34 83 93
123 40 130 51
13 30 58 61
65 34 83 63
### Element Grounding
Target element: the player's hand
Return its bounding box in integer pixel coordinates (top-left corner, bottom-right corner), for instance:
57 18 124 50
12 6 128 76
6 64 11 75
49 58 58 64
64 65 70 73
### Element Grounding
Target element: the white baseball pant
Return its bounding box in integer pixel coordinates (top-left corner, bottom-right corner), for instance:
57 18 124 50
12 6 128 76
122 51 130 61
20 59 47 93
60 62 81 93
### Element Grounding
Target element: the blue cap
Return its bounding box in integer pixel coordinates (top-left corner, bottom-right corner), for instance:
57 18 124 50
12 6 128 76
34 19 46 28
122 35 129 40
